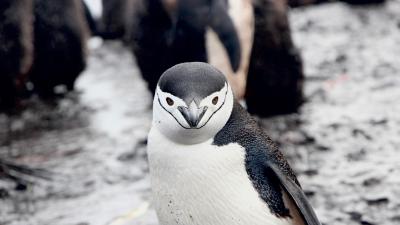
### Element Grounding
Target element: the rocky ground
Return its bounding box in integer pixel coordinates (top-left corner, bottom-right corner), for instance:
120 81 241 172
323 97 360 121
1 1 400 225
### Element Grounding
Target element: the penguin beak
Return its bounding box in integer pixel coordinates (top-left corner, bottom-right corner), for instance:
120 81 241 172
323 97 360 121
178 102 208 128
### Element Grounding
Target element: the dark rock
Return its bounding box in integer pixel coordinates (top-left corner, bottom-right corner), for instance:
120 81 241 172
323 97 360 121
316 144 331 151
348 211 363 221
365 197 389 206
352 129 372 140
362 177 381 187
347 149 366 161
0 188 10 199
336 54 347 63
304 190 316 197
304 169 319 176
15 182 28 191
369 119 387 126
361 220 376 225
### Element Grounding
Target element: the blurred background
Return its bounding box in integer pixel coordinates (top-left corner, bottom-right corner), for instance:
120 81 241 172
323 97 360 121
0 0 399 224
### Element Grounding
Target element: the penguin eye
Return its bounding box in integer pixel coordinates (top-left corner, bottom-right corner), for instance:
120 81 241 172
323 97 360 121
166 97 174 106
212 96 219 105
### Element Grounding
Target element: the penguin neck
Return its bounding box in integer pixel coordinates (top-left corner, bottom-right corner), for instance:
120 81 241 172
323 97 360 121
152 125 215 146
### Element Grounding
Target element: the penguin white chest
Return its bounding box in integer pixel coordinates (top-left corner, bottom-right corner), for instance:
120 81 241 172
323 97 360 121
147 128 296 225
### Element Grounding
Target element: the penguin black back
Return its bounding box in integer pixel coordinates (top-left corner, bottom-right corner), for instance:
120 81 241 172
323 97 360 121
213 102 320 225
131 0 174 93
214 102 297 217
31 0 89 97
0 0 33 111
130 0 241 94
100 0 135 40
245 0 304 117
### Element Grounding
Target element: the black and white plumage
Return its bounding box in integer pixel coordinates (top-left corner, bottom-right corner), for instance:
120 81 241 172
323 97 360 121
130 0 241 95
30 0 89 97
131 0 303 117
147 62 320 225
0 0 33 110
245 0 304 117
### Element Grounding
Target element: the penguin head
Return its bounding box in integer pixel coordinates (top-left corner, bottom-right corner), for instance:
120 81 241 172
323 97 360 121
153 62 234 144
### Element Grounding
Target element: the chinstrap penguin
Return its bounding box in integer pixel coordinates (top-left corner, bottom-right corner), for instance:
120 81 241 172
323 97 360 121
30 0 89 97
131 0 304 117
147 62 321 225
245 0 304 117
0 0 33 110
100 0 135 40
130 0 241 95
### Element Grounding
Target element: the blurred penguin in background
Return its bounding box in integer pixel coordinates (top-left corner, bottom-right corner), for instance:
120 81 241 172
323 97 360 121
206 0 254 100
30 0 90 98
130 0 242 95
245 0 304 117
131 0 304 118
0 0 33 111
100 0 135 40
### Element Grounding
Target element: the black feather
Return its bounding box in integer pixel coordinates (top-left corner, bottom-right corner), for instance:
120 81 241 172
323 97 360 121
214 102 321 225
30 0 89 97
0 0 33 110
130 0 241 94
246 0 304 117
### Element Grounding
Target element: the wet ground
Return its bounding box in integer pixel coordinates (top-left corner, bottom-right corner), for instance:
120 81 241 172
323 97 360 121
1 1 400 225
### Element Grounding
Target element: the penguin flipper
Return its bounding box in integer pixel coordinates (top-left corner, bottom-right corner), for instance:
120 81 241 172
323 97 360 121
268 163 321 225
209 0 241 72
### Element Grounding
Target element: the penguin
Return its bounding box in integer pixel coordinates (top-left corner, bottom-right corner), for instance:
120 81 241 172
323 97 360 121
0 0 33 110
30 0 90 97
203 0 305 116
245 0 304 117
130 0 242 95
147 62 321 225
132 0 304 117
206 0 254 99
100 0 135 40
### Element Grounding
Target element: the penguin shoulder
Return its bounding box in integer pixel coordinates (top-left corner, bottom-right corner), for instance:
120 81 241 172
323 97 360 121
213 102 320 225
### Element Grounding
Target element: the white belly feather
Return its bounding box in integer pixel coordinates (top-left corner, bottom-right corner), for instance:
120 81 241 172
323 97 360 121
147 127 302 225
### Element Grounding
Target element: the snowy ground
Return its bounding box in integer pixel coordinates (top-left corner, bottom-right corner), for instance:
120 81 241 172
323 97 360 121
1 1 400 225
